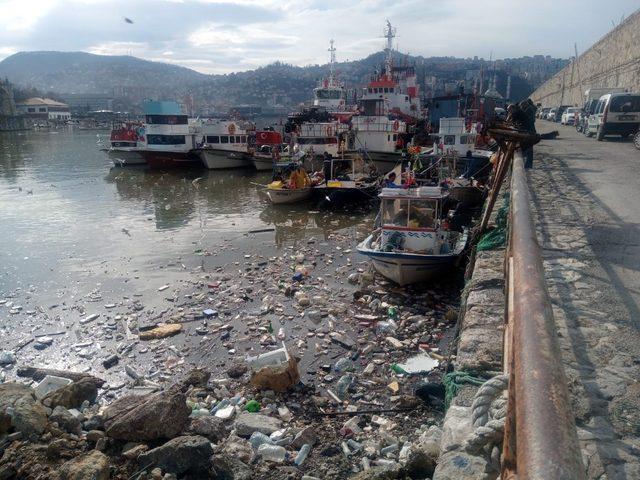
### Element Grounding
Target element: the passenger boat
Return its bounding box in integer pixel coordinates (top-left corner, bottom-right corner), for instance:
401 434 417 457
357 187 468 285
138 101 202 169
197 119 252 169
104 121 146 166
313 153 379 209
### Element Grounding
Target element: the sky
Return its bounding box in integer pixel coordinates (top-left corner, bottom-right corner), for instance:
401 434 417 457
0 0 638 74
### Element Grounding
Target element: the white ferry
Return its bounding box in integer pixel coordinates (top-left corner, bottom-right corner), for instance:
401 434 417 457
197 119 252 169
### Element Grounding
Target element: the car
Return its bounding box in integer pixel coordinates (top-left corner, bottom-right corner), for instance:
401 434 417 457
561 107 580 125
585 93 640 140
538 107 550 119
553 105 570 122
546 108 557 121
577 99 599 134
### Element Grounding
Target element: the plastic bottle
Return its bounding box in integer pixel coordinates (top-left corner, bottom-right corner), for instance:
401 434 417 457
249 431 273 450
294 444 311 466
376 320 398 334
257 443 286 462
333 357 354 373
388 306 398 319
210 398 230 414
336 374 353 400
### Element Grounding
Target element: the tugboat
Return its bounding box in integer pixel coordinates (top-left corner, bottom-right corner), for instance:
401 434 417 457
357 186 468 285
138 101 201 169
104 121 146 166
350 21 424 173
197 119 252 169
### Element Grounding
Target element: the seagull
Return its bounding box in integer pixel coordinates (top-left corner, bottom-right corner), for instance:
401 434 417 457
124 17 134 24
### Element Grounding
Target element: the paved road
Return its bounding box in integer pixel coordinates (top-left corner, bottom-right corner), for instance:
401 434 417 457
530 122 640 479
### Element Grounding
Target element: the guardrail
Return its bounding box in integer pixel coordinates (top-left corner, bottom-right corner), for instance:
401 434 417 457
499 147 586 479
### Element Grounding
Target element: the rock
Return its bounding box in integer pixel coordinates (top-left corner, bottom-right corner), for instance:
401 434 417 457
211 454 253 480
0 382 48 438
291 426 317 448
222 435 254 464
439 406 474 452
86 430 105 442
150 467 163 480
138 435 213 476
234 412 282 438
400 426 442 479
432 451 489 480
0 464 17 480
179 368 210 391
103 389 190 441
122 443 149 460
60 450 110 480
42 377 98 409
350 464 404 479
50 406 81 434
47 438 72 459
226 363 247 379
186 416 227 442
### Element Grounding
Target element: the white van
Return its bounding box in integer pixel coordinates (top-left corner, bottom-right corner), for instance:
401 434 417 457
586 93 640 140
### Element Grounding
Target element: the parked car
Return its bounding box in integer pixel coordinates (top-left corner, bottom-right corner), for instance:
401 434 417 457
546 108 557 121
538 107 551 119
553 105 570 122
561 107 580 125
577 99 599 134
585 93 640 140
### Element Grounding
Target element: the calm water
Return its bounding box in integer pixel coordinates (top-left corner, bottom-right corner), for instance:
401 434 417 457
0 129 371 307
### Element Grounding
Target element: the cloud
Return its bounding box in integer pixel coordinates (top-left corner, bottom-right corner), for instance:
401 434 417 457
0 0 638 74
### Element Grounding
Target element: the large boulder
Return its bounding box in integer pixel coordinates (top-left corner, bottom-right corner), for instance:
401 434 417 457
60 450 110 480
43 377 98 409
103 389 190 441
137 435 213 476
0 382 48 439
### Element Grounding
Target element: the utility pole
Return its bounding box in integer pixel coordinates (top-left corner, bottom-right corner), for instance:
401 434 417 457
574 43 583 106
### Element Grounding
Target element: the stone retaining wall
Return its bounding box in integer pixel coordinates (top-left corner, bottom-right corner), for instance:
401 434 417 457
531 8 640 107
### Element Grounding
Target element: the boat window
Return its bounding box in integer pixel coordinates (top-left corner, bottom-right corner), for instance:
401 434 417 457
145 115 188 125
206 136 219 144
390 88 394 93
409 200 437 228
220 136 229 144
384 88 388 93
147 134 186 145
382 199 410 227
241 135 247 143
393 134 397 141
387 135 391 141
27 108 35 113
405 96 409 102
444 135 456 145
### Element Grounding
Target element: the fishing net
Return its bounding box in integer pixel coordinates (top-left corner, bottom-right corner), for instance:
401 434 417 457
477 194 510 252
443 371 489 411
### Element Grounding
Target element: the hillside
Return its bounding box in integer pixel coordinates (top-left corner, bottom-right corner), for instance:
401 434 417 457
0 50 567 108
0 51 208 94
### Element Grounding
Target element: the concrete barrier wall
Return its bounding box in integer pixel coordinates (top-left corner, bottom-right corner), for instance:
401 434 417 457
531 8 640 107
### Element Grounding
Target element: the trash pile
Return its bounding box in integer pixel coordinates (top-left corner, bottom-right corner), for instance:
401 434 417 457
0 225 462 479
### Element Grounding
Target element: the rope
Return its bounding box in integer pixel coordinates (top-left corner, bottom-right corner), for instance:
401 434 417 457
464 418 505 454
470 374 508 427
442 371 487 410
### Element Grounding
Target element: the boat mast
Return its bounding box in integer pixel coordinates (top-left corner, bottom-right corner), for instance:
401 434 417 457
383 20 396 78
328 39 336 84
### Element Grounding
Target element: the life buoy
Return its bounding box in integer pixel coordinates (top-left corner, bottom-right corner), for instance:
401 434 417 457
393 120 400 132
228 123 236 135
259 132 268 141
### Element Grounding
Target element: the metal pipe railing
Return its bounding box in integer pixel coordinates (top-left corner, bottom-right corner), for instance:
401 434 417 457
502 150 585 479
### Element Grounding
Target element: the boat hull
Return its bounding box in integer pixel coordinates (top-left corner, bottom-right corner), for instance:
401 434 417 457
199 149 251 169
142 151 202 169
264 187 313 204
252 155 275 171
357 232 466 285
107 149 146 166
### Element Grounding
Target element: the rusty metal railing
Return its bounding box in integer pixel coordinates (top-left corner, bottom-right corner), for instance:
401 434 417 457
500 149 586 480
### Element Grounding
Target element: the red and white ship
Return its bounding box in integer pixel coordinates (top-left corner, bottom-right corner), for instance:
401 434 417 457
104 121 146 166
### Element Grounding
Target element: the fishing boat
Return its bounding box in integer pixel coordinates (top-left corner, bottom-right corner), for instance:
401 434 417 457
252 130 283 170
197 119 252 169
313 153 379 209
350 21 424 173
357 187 468 285
260 161 314 205
138 101 202 169
104 121 146 166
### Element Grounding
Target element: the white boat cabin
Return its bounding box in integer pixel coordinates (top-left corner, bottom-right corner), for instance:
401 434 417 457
200 120 251 153
379 187 454 254
432 117 477 156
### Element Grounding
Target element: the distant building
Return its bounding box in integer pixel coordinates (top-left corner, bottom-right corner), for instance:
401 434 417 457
16 97 71 121
60 93 114 113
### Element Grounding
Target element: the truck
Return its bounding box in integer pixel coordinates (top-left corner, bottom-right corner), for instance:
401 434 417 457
584 87 626 102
